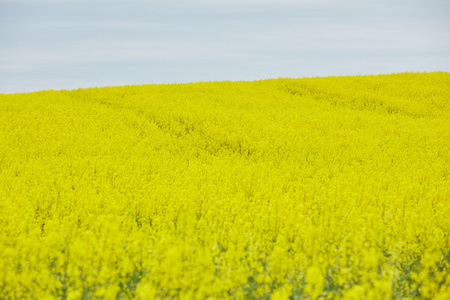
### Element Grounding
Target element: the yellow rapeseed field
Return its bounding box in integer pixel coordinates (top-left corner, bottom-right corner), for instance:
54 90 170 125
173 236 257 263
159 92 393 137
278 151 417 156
0 72 449 299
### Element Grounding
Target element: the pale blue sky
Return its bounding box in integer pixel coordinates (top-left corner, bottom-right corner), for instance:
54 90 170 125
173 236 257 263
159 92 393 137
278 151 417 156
1 0 449 93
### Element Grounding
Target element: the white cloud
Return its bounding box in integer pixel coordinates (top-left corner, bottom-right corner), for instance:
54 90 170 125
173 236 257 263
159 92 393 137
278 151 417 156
1 0 449 93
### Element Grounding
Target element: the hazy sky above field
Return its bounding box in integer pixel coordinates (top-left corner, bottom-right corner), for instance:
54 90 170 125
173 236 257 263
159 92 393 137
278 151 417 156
1 0 449 93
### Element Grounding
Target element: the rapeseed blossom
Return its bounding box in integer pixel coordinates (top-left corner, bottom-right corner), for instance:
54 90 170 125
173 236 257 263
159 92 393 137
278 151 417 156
0 72 449 299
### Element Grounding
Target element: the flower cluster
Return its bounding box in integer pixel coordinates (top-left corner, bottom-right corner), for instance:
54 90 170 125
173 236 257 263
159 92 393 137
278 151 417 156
0 72 449 299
